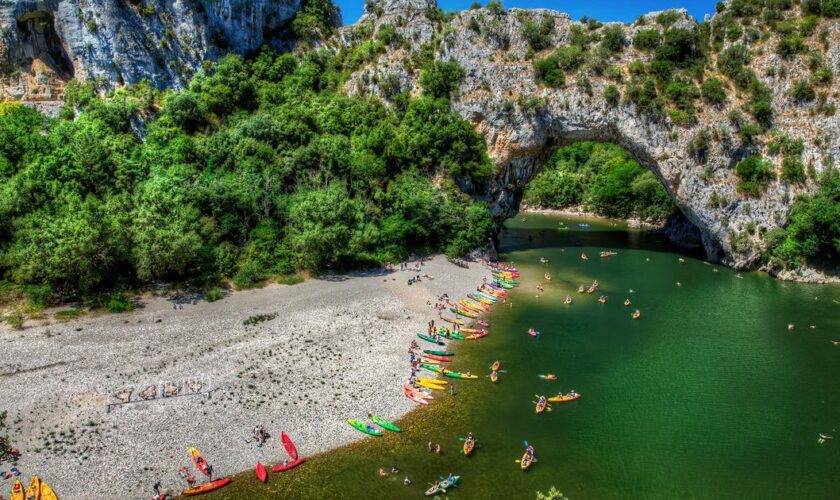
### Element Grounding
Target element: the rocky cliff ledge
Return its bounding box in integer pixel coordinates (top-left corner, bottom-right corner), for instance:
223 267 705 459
0 0 304 103
338 0 839 277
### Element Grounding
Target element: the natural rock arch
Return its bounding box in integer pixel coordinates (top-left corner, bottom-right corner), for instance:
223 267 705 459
343 0 839 271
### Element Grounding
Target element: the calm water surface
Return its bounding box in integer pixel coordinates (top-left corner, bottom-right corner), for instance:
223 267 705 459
210 214 840 499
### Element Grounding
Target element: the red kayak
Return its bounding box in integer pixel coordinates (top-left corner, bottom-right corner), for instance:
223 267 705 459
271 457 305 473
424 354 453 362
281 431 299 460
182 477 232 496
256 461 268 483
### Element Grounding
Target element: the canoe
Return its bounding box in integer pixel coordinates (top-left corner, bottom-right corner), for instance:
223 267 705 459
535 397 548 414
347 418 383 436
491 360 500 371
40 480 58 500
521 452 534 470
26 476 41 500
424 354 453 362
189 447 212 476
281 431 299 460
11 480 24 500
421 363 442 373
370 415 401 432
423 349 454 357
463 438 475 456
182 477 233 496
417 377 447 385
417 333 444 344
271 457 304 473
548 393 581 403
444 371 478 380
490 371 498 383
450 307 477 318
403 386 430 405
424 475 461 496
256 461 268 482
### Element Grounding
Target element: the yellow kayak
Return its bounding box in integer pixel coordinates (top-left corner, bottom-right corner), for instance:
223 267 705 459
26 476 41 500
417 380 446 390
417 377 447 385
40 480 58 500
459 299 484 313
11 480 24 500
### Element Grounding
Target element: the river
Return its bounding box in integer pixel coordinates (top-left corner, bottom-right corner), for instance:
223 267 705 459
208 213 840 499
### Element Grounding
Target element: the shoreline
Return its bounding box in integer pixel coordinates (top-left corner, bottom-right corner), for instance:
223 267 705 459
0 256 489 498
518 205 666 229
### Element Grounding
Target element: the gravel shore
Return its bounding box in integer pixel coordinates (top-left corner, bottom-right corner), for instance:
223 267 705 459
0 256 489 498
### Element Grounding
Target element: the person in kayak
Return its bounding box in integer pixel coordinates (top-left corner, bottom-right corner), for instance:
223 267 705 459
435 443 442 454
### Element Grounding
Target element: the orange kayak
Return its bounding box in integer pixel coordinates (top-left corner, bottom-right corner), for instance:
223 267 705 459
189 447 212 476
182 477 232 496
491 361 500 371
463 438 475 456
548 393 581 403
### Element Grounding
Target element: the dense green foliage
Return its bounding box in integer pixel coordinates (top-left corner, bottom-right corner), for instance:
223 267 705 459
521 15 555 51
771 169 840 268
735 154 775 196
523 142 676 221
0 51 493 303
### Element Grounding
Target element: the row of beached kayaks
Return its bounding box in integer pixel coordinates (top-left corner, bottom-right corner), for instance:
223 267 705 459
10 475 58 500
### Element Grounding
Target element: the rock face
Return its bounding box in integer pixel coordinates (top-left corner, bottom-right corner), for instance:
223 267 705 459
341 0 839 271
0 0 303 102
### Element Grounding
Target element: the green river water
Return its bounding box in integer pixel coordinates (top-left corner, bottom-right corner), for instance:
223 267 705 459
209 213 840 499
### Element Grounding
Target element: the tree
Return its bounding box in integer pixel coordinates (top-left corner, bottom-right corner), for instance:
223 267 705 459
418 61 465 99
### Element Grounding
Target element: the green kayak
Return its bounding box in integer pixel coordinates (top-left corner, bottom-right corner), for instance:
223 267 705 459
347 419 382 436
417 333 444 344
420 363 442 373
370 415 401 432
444 370 478 379
424 350 454 357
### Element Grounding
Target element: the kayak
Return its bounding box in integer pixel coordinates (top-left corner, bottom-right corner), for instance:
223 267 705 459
450 307 477 318
421 363 442 373
182 477 233 496
459 299 488 312
256 461 268 482
536 397 548 414
418 358 441 365
271 457 304 473
459 328 485 334
424 354 453 362
463 438 475 456
11 480 24 500
40 479 58 500
442 316 466 325
347 418 383 436
548 393 581 403
491 360 500 371
476 320 489 327
466 331 488 340
189 447 212 476
26 476 41 500
521 452 534 470
490 371 499 383
403 386 430 405
26 476 55 500
281 431 299 460
405 385 434 399
370 415 401 432
469 293 495 304
417 377 447 385
424 475 461 496
417 333 444 344
444 370 478 380
424 349 454 357
417 380 446 390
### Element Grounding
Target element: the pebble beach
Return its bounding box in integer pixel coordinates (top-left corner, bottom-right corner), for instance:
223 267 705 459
0 256 489 498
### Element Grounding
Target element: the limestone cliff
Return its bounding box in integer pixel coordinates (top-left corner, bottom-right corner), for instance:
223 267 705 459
0 0 304 103
337 0 839 278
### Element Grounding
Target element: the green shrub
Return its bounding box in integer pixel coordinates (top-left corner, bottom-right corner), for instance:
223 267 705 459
486 0 504 15
604 85 620 106
521 15 555 51
735 155 775 196
205 287 224 302
687 128 711 163
633 29 661 50
792 79 816 102
554 45 585 71
813 65 834 85
600 26 626 53
701 77 728 104
656 11 682 27
777 33 805 58
106 292 135 313
533 57 565 87
718 45 753 88
781 156 806 183
419 60 465 99
748 80 773 126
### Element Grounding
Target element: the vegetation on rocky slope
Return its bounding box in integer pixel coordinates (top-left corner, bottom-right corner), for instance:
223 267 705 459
0 50 492 309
